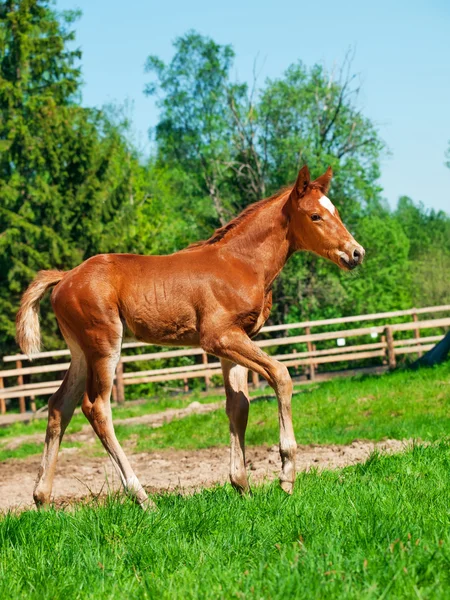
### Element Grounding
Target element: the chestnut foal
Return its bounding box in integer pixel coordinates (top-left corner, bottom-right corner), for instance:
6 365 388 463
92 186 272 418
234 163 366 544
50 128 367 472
16 165 364 507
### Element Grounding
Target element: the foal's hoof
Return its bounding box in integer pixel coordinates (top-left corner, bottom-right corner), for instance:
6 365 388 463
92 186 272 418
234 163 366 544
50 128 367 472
33 491 51 508
131 489 157 511
230 477 251 496
280 479 294 495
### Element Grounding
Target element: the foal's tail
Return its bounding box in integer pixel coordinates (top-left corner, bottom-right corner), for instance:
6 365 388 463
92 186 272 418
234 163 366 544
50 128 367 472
16 270 66 358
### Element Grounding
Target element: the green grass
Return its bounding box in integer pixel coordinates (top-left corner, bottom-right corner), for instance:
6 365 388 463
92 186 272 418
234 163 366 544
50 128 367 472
1 442 449 599
2 362 450 461
0 393 217 441
0 393 216 461
115 362 450 452
0 441 82 462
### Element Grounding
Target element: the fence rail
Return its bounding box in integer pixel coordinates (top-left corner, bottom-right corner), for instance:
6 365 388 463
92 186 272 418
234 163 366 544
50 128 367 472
1 304 449 415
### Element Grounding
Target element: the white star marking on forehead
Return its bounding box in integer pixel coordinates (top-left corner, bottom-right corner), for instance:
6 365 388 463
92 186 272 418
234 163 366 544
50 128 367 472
319 195 336 216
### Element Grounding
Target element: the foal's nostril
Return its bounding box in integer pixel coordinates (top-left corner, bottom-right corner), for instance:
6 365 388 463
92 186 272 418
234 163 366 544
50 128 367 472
352 248 362 263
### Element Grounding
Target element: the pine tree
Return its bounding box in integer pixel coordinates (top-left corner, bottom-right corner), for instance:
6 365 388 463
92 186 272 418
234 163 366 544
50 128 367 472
0 1 141 353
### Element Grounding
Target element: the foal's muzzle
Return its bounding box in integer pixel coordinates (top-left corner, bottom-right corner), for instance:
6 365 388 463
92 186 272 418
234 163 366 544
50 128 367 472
338 244 365 270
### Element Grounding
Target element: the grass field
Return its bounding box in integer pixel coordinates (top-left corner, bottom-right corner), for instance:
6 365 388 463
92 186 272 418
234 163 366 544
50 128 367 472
2 361 449 461
1 442 449 599
1 363 449 598
115 362 450 453
0 394 211 442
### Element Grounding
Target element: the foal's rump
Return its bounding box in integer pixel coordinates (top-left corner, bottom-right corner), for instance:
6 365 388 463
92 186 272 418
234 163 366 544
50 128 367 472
16 254 124 358
21 253 203 356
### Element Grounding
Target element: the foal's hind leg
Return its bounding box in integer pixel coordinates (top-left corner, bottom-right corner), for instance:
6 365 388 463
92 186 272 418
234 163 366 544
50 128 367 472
82 354 149 507
221 359 250 493
34 348 86 507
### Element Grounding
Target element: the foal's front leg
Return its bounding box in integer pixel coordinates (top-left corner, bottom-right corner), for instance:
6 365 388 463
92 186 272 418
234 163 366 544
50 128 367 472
204 328 297 494
221 359 250 493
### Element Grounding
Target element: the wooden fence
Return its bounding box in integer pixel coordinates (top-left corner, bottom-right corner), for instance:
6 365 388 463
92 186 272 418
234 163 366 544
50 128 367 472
1 304 449 415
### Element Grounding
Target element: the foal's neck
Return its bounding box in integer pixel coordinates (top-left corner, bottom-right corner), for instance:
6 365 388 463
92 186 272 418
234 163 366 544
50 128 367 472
221 195 292 290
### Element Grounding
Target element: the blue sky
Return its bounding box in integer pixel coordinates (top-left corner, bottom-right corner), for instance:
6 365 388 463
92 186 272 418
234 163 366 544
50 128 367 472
57 0 450 213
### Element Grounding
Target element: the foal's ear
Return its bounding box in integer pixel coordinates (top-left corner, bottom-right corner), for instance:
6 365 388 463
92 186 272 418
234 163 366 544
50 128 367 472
314 166 333 194
294 165 311 197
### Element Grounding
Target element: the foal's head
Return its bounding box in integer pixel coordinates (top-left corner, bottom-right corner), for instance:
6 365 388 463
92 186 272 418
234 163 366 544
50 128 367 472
287 165 365 270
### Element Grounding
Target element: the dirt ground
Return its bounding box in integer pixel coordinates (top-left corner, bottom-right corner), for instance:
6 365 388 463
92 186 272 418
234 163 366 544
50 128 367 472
0 401 409 512
0 441 409 513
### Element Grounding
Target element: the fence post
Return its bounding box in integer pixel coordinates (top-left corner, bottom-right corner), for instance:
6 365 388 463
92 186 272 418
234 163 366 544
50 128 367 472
381 334 388 365
16 360 26 413
251 370 260 389
0 377 5 415
115 359 125 404
292 348 298 376
412 309 422 357
305 326 316 380
384 326 396 369
202 352 210 390
111 384 118 403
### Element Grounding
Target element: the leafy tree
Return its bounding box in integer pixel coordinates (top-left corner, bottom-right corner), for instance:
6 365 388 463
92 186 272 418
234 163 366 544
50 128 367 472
411 250 450 307
394 196 450 307
256 59 384 221
145 31 236 227
345 214 412 314
146 34 390 324
0 0 143 353
125 159 206 255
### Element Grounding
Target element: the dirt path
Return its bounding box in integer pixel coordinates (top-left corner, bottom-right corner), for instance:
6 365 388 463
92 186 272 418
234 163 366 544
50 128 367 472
0 439 409 512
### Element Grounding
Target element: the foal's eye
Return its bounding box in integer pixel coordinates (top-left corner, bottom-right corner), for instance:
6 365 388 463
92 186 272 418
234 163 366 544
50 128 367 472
311 214 321 222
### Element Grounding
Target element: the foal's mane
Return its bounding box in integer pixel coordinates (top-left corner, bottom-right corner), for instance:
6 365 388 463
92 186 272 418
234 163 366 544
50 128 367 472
185 185 294 250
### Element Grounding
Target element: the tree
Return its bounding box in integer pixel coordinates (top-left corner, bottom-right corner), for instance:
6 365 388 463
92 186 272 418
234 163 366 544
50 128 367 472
343 214 412 314
0 1 143 353
224 78 268 205
255 58 384 220
394 196 450 307
147 34 389 324
252 58 386 323
145 31 236 227
125 159 206 255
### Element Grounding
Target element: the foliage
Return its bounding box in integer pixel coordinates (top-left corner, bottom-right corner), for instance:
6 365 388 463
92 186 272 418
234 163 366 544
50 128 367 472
256 59 384 218
145 31 236 228
395 196 450 307
0 8 449 357
0 0 144 353
344 214 412 314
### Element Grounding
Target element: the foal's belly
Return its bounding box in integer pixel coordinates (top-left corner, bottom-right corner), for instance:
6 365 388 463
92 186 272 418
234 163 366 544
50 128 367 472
122 300 201 347
131 323 201 348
